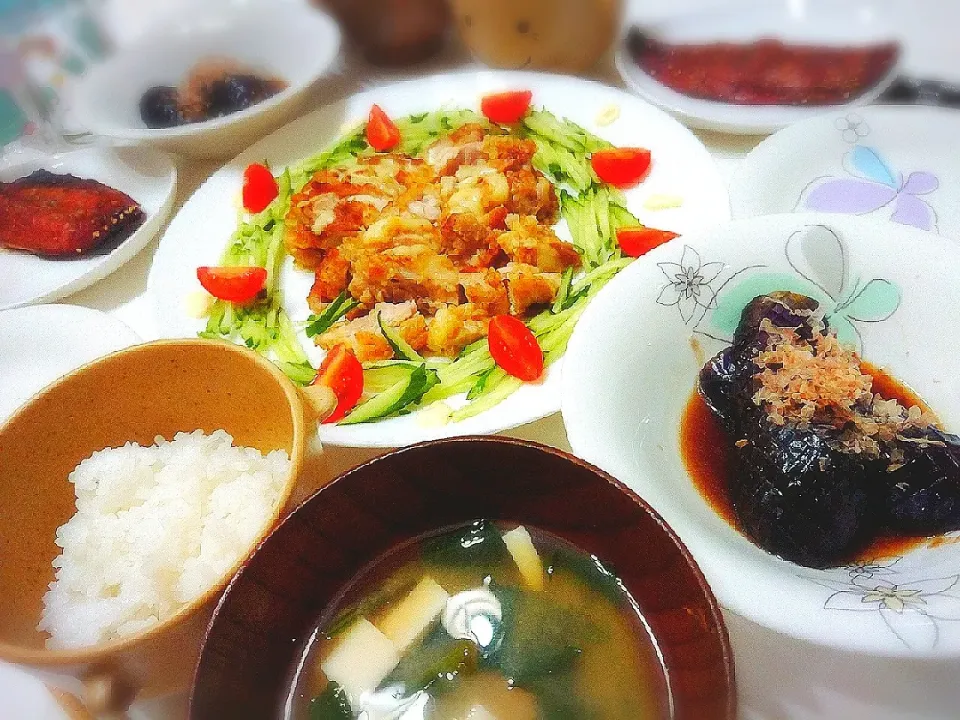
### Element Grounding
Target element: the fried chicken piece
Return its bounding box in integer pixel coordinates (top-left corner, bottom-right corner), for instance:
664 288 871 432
482 135 538 172
0 170 144 257
285 155 435 268
317 301 428 363
459 269 510 316
343 215 460 314
505 168 559 222
427 303 491 356
307 248 352 311
497 214 580 273
499 263 562 316
439 208 507 269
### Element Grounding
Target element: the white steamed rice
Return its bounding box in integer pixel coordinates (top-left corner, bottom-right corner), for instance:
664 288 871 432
39 429 291 649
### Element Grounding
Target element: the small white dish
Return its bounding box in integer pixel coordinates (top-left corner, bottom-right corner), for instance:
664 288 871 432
616 0 901 134
0 304 141 424
0 146 176 310
148 70 730 448
730 106 960 238
72 0 341 159
562 214 960 657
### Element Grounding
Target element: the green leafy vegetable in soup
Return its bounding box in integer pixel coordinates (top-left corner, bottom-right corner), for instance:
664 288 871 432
289 521 667 719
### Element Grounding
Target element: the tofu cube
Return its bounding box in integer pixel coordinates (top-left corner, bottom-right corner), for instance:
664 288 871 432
377 576 450 653
321 618 400 709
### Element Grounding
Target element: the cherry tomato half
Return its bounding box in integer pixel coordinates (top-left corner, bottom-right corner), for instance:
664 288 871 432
480 90 533 125
616 227 679 257
196 266 267 304
366 104 400 152
591 148 652 188
488 315 544 382
312 344 364 423
242 163 279 213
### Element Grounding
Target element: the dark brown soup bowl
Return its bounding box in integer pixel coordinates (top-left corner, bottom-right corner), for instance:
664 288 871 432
190 437 736 720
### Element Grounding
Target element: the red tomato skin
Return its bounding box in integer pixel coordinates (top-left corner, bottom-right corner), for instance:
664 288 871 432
480 90 533 124
196 266 268 303
591 148 652 188
312 345 364 423
616 227 679 257
366 104 400 151
242 163 279 213
488 315 544 382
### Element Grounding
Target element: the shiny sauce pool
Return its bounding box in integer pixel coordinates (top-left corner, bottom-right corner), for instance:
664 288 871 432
681 362 931 563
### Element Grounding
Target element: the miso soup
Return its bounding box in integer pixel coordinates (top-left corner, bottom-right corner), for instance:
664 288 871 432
287 520 669 719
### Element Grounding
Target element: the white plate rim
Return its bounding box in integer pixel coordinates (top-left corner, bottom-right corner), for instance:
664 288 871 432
0 146 177 310
614 0 902 134
147 69 730 448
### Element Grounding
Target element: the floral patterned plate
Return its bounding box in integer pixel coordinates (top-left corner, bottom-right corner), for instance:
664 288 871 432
561 214 960 657
730 106 960 238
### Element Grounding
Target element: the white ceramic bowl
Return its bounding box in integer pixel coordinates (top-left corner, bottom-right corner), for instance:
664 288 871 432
561 214 960 657
730 106 960 239
616 0 902 134
72 0 341 159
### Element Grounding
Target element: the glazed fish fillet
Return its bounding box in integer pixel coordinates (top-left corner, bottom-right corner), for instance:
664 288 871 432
0 170 145 257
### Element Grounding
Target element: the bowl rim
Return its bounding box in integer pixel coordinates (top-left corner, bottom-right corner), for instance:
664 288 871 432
71 2 341 142
190 435 737 719
559 212 960 658
0 338 308 665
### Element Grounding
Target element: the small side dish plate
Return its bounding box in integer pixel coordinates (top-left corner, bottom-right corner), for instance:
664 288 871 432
148 70 730 448
0 304 140 423
561 214 960 657
0 146 176 310
730 106 960 238
616 0 901 134
72 1 341 159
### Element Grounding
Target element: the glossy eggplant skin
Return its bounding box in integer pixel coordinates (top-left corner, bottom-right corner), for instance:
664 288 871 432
698 292 960 568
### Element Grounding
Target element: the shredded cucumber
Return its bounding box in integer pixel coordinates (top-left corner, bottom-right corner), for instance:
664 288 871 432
202 106 644 419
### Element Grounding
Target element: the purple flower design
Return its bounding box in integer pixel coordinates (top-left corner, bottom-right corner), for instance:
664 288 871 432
656 246 723 324
801 145 940 232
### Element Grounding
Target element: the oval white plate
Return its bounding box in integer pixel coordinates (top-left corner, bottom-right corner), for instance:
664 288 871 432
72 0 341 159
148 70 730 448
0 304 141 424
616 0 901 134
562 214 960 657
731 106 960 238
0 147 176 310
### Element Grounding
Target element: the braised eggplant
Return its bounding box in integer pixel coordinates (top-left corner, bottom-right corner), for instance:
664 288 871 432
698 292 960 567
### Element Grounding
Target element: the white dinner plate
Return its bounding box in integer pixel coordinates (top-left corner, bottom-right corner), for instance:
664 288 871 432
0 146 177 310
562 214 960 657
615 0 901 134
0 304 141 424
148 70 729 448
730 106 960 238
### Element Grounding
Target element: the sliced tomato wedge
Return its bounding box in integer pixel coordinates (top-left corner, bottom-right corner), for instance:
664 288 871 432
616 227 679 257
242 163 279 213
480 90 533 124
366 104 400 151
312 344 364 423
196 266 267 304
488 315 544 382
591 148 652 188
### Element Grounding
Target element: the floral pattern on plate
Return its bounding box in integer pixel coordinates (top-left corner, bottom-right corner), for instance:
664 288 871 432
656 224 901 353
797 113 941 232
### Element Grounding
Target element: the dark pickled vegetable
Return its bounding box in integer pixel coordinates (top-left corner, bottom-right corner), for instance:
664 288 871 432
698 291 960 567
139 86 183 128
206 74 283 117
